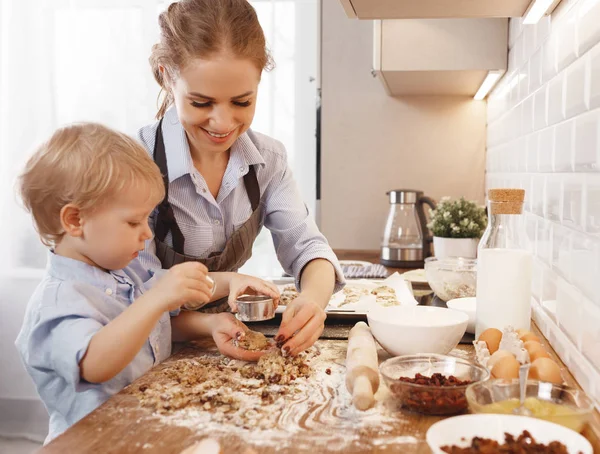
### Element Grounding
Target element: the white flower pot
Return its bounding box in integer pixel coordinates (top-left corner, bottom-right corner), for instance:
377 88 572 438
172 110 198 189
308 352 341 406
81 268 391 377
433 237 479 259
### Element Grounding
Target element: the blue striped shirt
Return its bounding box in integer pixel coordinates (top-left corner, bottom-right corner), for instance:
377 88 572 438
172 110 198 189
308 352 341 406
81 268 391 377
15 253 172 443
137 107 344 291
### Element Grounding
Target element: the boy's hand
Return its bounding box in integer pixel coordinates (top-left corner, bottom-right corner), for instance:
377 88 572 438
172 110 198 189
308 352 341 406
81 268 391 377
227 274 280 312
151 262 213 312
210 313 266 362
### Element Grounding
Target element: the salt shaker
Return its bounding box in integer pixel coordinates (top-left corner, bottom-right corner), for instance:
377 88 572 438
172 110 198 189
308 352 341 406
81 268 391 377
475 189 532 338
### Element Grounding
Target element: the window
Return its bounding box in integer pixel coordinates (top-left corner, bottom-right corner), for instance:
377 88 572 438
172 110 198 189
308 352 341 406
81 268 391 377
240 0 319 277
0 0 318 277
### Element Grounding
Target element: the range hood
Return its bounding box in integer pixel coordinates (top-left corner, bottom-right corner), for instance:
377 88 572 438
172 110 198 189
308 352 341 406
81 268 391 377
373 18 508 97
341 0 537 19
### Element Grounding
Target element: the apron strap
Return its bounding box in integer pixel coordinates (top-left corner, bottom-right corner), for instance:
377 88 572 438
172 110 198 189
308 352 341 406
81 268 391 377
243 165 260 212
153 119 186 253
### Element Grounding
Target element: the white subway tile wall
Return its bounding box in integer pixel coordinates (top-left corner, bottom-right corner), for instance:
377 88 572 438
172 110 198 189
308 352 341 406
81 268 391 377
487 0 600 406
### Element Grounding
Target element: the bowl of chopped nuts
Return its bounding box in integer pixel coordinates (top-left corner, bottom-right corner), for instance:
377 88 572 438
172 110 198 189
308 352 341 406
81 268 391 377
380 354 489 416
424 257 477 302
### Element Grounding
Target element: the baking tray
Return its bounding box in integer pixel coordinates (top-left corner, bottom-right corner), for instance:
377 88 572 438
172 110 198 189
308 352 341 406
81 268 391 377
271 276 416 321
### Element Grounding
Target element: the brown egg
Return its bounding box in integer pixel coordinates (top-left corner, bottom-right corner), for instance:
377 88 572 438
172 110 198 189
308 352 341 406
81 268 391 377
523 341 551 362
516 328 530 338
520 332 541 343
530 349 552 362
523 340 544 355
479 328 503 354
530 358 562 384
487 350 514 369
491 355 520 379
523 340 543 350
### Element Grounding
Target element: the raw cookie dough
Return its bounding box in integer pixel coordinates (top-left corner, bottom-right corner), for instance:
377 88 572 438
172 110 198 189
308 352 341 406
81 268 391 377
280 285 299 305
253 350 310 385
234 330 270 351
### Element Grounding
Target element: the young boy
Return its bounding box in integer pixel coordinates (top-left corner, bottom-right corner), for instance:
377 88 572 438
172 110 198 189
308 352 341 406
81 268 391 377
15 123 273 443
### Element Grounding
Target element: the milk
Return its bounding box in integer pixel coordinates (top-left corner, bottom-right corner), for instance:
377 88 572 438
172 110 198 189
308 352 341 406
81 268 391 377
475 248 532 338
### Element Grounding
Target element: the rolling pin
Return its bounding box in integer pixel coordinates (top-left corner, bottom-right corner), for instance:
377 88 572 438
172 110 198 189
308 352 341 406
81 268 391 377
345 321 380 410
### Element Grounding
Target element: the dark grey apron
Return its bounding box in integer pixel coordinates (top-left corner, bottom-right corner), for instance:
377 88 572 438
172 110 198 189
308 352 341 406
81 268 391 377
152 119 263 312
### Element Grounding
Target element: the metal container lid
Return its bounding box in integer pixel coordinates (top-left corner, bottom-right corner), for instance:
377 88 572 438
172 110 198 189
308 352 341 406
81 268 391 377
236 294 275 322
387 189 423 204
236 295 273 303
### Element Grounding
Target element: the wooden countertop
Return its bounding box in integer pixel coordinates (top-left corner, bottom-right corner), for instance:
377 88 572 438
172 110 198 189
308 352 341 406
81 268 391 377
36 251 600 453
37 325 600 454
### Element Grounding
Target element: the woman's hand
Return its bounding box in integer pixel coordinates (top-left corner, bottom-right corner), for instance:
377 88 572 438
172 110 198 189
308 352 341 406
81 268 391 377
227 273 280 312
210 313 265 362
275 295 326 356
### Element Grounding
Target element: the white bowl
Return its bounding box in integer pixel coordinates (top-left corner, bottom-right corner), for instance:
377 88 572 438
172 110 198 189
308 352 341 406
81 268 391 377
367 306 468 356
427 414 592 454
446 297 476 334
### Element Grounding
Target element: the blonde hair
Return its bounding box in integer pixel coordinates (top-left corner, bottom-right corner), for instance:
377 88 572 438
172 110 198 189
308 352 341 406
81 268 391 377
19 123 165 247
150 0 274 119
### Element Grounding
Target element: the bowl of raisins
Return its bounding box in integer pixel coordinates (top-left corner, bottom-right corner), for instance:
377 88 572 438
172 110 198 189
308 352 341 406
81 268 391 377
380 354 489 416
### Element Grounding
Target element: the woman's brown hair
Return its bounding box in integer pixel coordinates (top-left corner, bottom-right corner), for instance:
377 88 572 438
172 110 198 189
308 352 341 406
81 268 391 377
150 0 274 119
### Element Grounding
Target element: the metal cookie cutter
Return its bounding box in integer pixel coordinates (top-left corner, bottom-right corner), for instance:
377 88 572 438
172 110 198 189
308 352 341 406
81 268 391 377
236 295 275 322
182 275 217 311
206 276 216 295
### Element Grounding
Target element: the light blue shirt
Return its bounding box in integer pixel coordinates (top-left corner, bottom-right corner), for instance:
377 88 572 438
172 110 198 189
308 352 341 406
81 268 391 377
137 107 345 291
15 253 172 443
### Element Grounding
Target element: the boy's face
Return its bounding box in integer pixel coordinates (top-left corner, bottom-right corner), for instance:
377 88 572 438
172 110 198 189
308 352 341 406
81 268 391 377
77 183 157 271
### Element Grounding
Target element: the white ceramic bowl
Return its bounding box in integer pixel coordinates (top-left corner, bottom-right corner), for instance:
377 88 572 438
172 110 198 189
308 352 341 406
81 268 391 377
446 297 476 334
367 306 468 356
426 414 592 454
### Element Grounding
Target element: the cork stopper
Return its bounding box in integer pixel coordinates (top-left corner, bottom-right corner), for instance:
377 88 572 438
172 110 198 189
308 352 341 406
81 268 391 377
488 188 525 203
488 188 525 215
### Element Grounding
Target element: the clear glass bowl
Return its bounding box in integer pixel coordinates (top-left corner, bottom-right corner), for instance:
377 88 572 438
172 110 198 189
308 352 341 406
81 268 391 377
380 354 490 416
466 379 594 433
424 257 477 302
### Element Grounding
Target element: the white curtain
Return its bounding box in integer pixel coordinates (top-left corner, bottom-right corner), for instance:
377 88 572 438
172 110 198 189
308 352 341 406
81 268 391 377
0 0 317 440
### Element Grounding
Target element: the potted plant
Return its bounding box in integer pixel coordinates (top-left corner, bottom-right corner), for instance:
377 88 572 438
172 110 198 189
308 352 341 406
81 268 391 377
428 197 487 259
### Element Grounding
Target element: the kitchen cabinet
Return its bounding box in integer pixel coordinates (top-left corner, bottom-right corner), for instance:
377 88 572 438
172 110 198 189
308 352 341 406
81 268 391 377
340 0 533 19
373 18 508 96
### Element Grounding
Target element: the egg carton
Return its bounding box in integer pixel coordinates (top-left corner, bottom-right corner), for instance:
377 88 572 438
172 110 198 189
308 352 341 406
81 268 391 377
473 326 530 370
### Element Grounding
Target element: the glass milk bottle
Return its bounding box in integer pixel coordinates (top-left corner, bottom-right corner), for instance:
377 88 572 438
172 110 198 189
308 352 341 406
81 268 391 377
475 189 532 338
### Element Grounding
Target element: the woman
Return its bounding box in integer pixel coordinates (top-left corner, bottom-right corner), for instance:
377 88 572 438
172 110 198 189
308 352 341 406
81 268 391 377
137 0 344 356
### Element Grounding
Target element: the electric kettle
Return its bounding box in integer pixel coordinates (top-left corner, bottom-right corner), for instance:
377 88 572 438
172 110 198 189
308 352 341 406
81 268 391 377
380 189 436 268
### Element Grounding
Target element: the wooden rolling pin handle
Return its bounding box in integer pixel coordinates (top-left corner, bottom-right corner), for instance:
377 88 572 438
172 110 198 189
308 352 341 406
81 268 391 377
352 375 375 411
346 322 380 411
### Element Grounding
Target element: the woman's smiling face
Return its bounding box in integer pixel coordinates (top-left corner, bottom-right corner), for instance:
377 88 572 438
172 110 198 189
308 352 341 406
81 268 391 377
167 54 261 154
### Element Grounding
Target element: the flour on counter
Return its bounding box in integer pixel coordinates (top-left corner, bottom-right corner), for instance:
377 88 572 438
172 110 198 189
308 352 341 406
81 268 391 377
127 341 411 451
